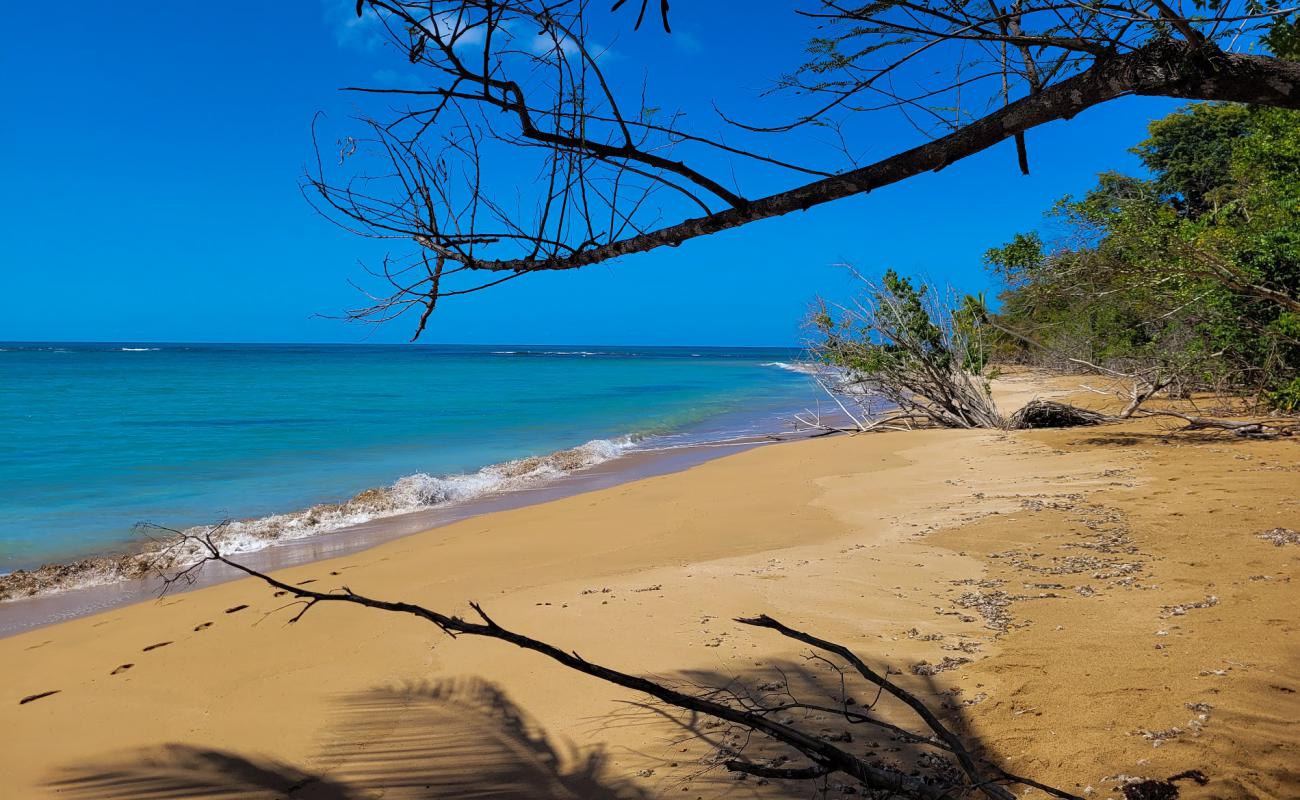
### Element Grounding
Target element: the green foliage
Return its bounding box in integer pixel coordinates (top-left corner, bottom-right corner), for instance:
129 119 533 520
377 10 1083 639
983 233 1044 289
1266 376 1300 412
1263 15 1300 59
1134 104 1253 215
815 270 947 375
810 270 1006 429
815 270 993 379
987 103 1300 409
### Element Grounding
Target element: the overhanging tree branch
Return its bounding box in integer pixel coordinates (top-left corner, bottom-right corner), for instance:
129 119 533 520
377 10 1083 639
313 2 1300 336
470 43 1300 273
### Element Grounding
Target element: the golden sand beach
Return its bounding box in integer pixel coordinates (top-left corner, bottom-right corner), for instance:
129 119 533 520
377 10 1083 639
2 376 1297 799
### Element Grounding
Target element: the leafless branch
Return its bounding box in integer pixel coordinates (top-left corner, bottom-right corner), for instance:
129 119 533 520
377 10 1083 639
307 1 1300 335
150 527 1083 799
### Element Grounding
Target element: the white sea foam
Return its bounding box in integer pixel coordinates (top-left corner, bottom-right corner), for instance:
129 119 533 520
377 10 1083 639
0 437 636 601
491 350 636 357
761 360 824 376
120 347 160 352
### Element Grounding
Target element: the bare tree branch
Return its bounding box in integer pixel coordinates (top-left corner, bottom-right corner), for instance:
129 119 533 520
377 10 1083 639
150 527 1085 799
307 2 1300 335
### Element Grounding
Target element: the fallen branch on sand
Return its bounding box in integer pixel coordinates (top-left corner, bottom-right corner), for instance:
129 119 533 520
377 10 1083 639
1007 399 1109 430
1130 408 1298 437
152 526 1082 799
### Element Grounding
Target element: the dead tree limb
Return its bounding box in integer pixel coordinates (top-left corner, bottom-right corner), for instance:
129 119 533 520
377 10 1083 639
313 2 1300 335
153 528 1081 799
1132 408 1299 436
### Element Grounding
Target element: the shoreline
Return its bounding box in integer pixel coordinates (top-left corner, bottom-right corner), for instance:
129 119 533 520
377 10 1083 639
0 424 833 638
1 341 820 591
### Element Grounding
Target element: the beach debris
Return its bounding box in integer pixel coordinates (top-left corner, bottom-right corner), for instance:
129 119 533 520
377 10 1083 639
1120 770 1208 800
1020 493 1085 512
1160 596 1218 618
1256 527 1300 547
1136 726 1186 746
1008 399 1108 429
913 656 972 676
19 689 60 705
953 589 1014 632
905 627 944 641
960 692 988 707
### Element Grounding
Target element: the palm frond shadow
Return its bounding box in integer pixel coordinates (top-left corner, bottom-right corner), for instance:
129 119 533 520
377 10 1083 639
46 677 647 800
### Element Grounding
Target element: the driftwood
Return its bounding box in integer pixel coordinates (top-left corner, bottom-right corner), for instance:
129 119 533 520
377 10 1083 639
153 528 1081 800
1008 399 1109 430
1132 409 1298 437
1005 400 1297 435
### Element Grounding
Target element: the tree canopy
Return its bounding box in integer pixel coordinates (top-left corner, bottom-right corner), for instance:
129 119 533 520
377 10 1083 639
984 102 1300 408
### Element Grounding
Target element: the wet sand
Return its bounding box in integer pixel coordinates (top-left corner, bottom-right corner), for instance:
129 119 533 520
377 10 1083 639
1 375 1296 798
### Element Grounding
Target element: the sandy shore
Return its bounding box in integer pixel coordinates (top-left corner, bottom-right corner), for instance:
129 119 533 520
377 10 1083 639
2 375 1297 798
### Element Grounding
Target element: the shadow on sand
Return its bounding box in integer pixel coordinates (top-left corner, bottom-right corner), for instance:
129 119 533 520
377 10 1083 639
590 656 1023 798
46 677 648 800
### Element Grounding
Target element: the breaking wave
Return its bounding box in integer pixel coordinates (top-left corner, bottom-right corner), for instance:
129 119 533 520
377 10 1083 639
0 437 635 602
762 360 823 376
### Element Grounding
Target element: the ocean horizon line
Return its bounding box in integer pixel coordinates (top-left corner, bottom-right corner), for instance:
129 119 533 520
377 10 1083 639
0 338 805 351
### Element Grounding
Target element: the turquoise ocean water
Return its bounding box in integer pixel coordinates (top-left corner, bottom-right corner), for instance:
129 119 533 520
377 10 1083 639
0 343 817 573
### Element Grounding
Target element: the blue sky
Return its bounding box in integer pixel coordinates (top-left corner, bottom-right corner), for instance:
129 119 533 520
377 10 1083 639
0 2 1183 346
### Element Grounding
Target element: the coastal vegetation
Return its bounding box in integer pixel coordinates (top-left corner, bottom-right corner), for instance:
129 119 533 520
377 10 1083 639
984 103 1300 411
810 103 1299 435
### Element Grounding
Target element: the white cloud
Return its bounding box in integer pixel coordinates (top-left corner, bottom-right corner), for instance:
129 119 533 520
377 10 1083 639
424 13 488 50
325 1 488 53
324 0 385 51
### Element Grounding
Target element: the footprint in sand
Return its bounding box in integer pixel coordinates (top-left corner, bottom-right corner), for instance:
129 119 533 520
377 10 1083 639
142 641 172 652
273 590 288 597
224 604 248 614
295 579 317 586
19 690 60 705
111 663 134 675
193 622 213 631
